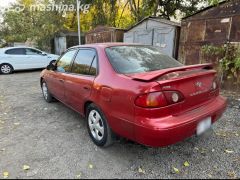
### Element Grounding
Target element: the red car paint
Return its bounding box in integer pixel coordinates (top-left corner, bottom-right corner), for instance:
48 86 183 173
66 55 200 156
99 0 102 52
40 43 227 147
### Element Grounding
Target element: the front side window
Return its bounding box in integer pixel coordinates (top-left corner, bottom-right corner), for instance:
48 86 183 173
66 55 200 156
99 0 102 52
71 49 97 76
105 46 183 74
56 49 77 72
5 48 26 55
26 48 42 55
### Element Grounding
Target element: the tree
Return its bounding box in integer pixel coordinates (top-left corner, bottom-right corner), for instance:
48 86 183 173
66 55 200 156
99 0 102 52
147 0 208 20
0 0 68 49
119 0 211 23
0 0 218 49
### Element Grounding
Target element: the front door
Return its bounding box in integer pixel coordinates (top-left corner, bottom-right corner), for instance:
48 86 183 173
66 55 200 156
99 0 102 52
46 49 78 101
25 48 50 68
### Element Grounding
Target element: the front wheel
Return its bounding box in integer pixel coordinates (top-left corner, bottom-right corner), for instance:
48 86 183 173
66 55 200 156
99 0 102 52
41 80 53 103
86 104 115 147
0 63 13 74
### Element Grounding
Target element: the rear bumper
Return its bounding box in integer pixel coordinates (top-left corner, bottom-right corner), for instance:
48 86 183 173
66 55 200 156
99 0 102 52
134 95 227 147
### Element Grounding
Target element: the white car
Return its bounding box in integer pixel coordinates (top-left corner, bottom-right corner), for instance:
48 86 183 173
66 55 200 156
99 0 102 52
0 47 59 74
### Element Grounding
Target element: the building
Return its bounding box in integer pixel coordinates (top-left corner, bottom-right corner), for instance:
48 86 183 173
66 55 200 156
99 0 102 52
124 16 181 58
85 26 126 44
53 31 85 55
179 0 240 65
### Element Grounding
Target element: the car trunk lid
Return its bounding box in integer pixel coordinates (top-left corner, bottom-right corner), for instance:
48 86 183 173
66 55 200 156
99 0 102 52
128 64 218 113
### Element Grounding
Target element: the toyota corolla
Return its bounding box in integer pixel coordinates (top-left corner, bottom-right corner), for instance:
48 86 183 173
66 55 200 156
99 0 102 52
40 43 227 147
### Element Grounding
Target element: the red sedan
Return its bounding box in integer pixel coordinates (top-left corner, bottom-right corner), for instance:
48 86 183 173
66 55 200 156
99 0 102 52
40 43 227 147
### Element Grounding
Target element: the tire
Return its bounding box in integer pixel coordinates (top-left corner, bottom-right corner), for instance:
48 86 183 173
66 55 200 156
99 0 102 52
86 104 115 147
0 63 13 74
50 60 56 64
41 80 53 103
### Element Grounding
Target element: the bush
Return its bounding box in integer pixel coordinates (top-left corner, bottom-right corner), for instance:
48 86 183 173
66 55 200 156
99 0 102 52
202 44 240 89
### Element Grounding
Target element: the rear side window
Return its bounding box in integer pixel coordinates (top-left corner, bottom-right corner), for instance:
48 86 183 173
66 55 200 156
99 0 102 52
5 48 26 55
26 48 42 55
56 49 78 72
105 46 183 74
71 49 97 76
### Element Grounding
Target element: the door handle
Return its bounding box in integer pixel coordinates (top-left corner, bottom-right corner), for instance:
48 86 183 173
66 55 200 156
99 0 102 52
83 86 90 90
59 79 64 83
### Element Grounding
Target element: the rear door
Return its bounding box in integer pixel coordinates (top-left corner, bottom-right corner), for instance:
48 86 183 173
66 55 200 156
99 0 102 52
64 48 97 113
4 48 29 70
46 49 78 102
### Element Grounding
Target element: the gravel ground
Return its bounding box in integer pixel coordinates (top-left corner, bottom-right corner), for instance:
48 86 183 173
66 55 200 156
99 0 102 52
0 71 239 179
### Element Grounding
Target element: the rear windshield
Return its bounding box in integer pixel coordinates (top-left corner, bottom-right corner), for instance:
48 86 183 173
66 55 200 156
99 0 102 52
105 46 183 74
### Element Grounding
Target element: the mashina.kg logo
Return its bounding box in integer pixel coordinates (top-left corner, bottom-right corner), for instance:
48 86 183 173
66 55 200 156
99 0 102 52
1 1 91 14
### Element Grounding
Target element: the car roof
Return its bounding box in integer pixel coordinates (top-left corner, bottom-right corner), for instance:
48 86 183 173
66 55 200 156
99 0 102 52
0 46 41 53
69 43 144 49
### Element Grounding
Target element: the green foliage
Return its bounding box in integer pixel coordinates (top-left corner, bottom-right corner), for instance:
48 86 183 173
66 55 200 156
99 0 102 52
202 45 225 56
0 0 66 50
155 0 208 20
202 44 240 81
208 0 221 5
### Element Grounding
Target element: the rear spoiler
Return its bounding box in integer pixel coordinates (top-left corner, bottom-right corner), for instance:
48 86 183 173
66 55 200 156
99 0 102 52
128 63 213 82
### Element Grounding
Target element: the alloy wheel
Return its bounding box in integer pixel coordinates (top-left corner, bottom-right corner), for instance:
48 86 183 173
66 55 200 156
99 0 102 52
42 82 48 100
1 65 11 74
88 110 105 141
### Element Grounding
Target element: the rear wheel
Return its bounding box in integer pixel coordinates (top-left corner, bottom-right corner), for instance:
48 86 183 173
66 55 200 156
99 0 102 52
41 80 53 103
86 104 115 147
0 63 13 74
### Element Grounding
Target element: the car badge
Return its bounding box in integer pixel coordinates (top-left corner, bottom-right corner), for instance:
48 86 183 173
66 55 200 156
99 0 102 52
195 82 202 87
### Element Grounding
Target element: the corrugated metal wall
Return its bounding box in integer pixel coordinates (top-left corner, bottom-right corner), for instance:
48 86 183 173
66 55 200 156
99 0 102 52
179 0 240 65
85 26 125 44
124 19 180 58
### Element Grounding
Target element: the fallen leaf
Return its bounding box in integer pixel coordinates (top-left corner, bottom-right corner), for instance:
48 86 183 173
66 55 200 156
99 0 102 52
14 123 20 126
207 174 213 178
173 167 180 174
138 167 146 174
235 133 239 137
23 165 30 171
88 164 93 169
233 157 240 162
227 171 236 178
76 172 82 179
215 131 227 137
3 171 9 178
183 161 190 167
225 149 234 154
194 147 199 151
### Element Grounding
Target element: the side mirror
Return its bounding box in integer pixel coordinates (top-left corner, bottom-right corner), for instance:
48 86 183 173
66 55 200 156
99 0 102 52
46 60 57 70
42 52 47 56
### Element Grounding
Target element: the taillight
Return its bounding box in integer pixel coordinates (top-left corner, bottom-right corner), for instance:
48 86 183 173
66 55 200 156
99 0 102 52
135 92 168 108
163 91 184 105
211 77 219 90
135 91 184 108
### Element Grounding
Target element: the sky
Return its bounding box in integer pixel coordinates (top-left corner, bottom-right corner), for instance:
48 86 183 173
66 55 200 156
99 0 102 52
0 0 16 8
0 0 16 21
